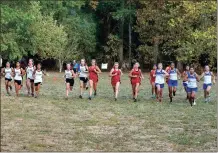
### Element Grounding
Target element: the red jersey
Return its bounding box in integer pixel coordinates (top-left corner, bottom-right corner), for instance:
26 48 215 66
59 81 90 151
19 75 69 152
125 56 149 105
165 66 171 73
130 68 141 85
150 69 156 83
111 69 121 86
165 66 171 83
88 66 98 83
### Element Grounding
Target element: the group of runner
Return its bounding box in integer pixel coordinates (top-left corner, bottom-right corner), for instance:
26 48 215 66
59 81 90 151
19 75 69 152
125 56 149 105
1 58 216 107
148 63 216 106
1 59 45 98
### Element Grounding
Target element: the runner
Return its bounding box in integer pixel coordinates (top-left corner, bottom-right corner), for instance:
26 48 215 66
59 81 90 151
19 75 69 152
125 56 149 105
1 62 13 95
184 66 200 106
199 65 216 103
165 63 171 96
78 59 89 99
64 63 76 99
129 62 144 102
72 60 79 73
168 62 181 102
26 59 35 97
182 65 190 101
149 64 157 98
154 63 169 103
13 61 26 97
109 62 123 101
88 59 101 100
33 63 46 98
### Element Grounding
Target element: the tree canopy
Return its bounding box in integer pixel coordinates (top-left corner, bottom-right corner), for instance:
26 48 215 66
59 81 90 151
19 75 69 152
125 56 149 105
0 0 217 71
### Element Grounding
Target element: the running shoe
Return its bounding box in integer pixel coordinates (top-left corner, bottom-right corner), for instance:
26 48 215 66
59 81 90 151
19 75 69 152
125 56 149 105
193 100 196 105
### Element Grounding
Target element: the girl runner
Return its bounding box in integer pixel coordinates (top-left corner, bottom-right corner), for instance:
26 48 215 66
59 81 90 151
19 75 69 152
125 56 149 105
109 62 123 101
149 64 157 98
78 59 89 99
200 65 216 103
129 62 144 102
182 65 190 100
168 62 181 102
165 64 171 84
88 59 101 100
64 63 76 99
26 59 35 96
184 67 200 106
153 63 169 103
1 62 13 95
33 63 46 98
13 61 26 97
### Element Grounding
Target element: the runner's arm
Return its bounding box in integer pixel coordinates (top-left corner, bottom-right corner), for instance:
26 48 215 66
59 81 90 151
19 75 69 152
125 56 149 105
33 70 36 79
195 73 200 82
199 72 205 80
72 70 76 78
177 69 181 79
120 69 123 76
1 68 5 76
21 68 26 76
95 66 102 74
163 70 169 77
211 72 216 84
140 70 144 79
129 69 136 78
109 69 115 77
10 68 14 77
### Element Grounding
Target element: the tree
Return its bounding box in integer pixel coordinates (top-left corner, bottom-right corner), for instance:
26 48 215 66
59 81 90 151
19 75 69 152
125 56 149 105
28 2 68 72
135 1 216 70
39 0 97 62
172 1 217 68
135 0 174 64
103 34 122 63
1 1 36 61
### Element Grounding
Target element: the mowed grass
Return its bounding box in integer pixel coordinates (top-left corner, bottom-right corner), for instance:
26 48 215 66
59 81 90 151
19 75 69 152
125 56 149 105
1 72 217 151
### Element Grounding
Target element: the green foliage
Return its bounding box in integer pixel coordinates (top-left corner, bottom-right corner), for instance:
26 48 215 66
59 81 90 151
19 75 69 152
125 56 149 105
135 1 217 67
39 0 97 61
1 0 216 70
1 2 35 60
174 1 216 66
103 34 121 62
1 0 97 65
29 2 67 60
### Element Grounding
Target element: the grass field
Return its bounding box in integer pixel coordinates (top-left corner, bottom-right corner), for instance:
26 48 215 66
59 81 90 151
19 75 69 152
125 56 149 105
1 72 217 151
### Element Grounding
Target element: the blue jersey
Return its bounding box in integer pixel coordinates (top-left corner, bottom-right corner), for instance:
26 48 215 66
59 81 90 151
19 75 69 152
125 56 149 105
169 68 177 80
187 72 197 88
155 69 166 84
73 63 79 69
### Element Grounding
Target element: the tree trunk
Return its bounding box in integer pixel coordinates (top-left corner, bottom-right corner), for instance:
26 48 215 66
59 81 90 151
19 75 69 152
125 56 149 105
0 55 2 67
154 37 159 64
119 0 124 64
128 3 132 68
177 61 183 72
59 59 63 73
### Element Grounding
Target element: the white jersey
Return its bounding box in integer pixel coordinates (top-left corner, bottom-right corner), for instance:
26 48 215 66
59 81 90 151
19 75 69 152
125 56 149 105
155 69 166 84
65 70 73 79
204 71 212 84
4 67 12 79
187 72 197 88
169 69 177 80
26 66 34 79
34 70 43 83
79 65 88 78
14 68 22 81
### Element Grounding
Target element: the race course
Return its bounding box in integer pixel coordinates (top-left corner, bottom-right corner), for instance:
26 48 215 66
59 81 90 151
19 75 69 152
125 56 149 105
1 72 217 152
